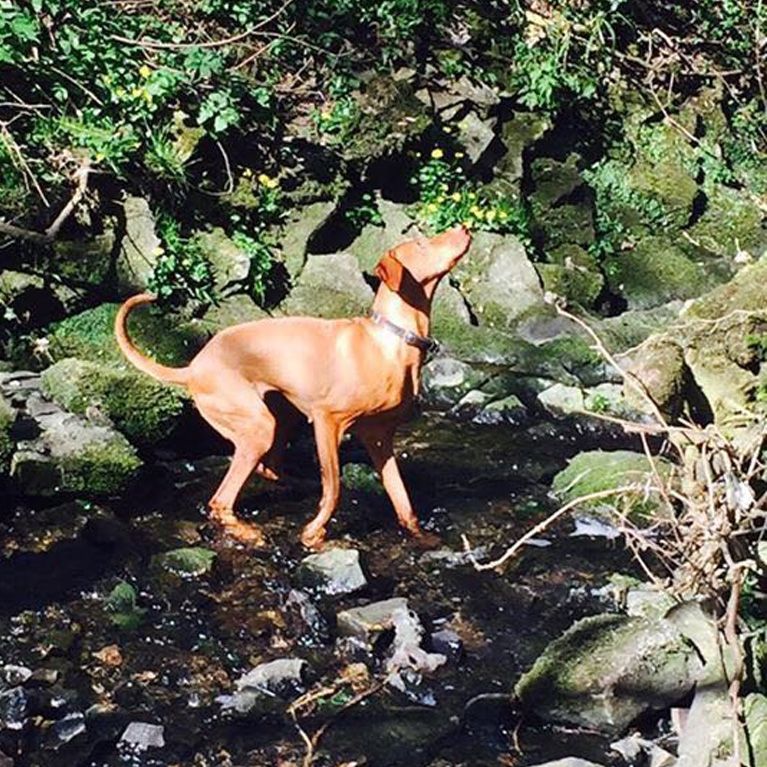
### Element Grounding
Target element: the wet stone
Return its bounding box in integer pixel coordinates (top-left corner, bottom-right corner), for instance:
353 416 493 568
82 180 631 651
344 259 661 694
0 687 28 731
298 548 367 596
44 711 86 750
28 668 59 687
219 658 308 713
430 629 464 662
120 721 165 750
336 597 409 645
1 665 31 687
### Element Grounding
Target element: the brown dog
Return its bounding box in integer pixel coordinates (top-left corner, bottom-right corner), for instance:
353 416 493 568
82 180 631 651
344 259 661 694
115 225 471 548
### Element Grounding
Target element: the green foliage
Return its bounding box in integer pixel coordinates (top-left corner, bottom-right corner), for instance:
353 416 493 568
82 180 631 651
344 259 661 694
411 149 531 241
149 217 216 306
583 158 672 261
345 193 383 230
231 230 275 303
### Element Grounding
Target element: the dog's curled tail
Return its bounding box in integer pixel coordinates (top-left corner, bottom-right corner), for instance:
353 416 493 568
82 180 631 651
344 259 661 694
115 294 190 386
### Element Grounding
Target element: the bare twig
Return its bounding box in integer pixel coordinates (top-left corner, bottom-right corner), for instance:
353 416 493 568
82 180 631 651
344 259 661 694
0 158 92 245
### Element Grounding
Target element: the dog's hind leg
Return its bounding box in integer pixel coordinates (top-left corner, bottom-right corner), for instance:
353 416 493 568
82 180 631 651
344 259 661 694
193 378 278 545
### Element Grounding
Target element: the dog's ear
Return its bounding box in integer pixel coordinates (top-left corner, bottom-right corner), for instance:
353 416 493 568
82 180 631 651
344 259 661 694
374 250 404 291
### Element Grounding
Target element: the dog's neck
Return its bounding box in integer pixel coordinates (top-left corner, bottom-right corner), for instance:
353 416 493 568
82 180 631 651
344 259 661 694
371 278 438 341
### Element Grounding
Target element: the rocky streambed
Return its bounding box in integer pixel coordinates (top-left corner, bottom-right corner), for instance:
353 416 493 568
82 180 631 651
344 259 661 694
0 404 672 767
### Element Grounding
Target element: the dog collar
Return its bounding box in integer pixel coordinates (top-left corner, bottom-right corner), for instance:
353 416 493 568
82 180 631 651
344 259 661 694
370 311 438 354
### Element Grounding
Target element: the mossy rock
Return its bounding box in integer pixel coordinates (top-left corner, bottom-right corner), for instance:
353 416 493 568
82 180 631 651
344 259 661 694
594 302 684 354
684 257 767 320
54 232 116 289
41 358 187 444
515 613 700 734
341 463 382 495
342 77 432 161
0 395 15 474
537 203 595 250
537 262 603 309
10 412 142 496
153 547 216 577
685 184 767 259
47 303 202 367
604 236 722 310
530 153 583 211
552 449 672 521
617 335 690 418
626 122 698 230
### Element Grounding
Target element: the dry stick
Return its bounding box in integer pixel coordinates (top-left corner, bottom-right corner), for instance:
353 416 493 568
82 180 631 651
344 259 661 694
461 485 642 572
554 305 672 431
0 159 91 245
288 679 386 767
723 566 746 767
111 0 295 51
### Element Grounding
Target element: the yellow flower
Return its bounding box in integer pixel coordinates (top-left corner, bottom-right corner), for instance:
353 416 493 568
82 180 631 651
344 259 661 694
486 210 497 222
468 191 477 200
426 202 438 213
131 87 143 98
439 183 449 192
139 64 152 79
266 177 279 189
451 192 461 202
243 168 253 178
455 151 465 159
498 210 508 220
470 205 483 218
142 90 153 103
437 195 445 203
431 148 444 159
258 173 272 186
443 126 452 133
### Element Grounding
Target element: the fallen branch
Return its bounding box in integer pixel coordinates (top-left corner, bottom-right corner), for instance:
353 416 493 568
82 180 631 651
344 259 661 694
461 485 643 572
0 159 91 245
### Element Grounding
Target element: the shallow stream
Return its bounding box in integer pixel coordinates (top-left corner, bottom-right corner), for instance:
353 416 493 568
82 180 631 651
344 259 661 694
0 413 640 766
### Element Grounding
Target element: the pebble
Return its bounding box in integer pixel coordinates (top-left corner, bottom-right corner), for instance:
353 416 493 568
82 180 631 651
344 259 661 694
120 721 165 750
336 597 409 645
298 548 367 596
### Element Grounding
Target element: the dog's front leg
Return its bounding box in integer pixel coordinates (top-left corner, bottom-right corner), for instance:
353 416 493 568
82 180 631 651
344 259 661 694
356 424 440 548
301 414 343 549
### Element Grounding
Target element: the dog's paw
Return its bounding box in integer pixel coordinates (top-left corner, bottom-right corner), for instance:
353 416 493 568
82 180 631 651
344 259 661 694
221 520 268 547
411 530 442 550
300 528 326 551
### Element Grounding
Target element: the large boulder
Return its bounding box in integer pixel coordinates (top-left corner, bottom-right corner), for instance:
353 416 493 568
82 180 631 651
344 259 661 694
10 410 142 496
515 613 702 734
115 196 162 293
604 236 721 310
193 228 251 294
41 358 187 445
552 449 672 521
349 199 416 273
47 303 201 367
277 200 338 278
454 232 544 329
279 252 373 319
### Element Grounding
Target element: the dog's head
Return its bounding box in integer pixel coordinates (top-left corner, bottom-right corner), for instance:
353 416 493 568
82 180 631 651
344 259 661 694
374 225 471 296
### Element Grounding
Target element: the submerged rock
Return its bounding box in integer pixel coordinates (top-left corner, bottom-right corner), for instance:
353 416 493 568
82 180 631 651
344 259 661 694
515 613 702 734
298 548 367 596
219 658 308 714
336 597 409 645
44 711 86 750
153 547 217 577
41 357 187 444
120 721 165 750
0 687 28 731
10 410 142 496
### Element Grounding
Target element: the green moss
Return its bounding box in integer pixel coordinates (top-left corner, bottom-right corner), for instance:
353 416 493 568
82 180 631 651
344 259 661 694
537 262 603 308
552 449 671 521
58 437 142 495
342 463 383 495
0 396 15 474
41 358 187 444
47 303 202 367
604 236 720 309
